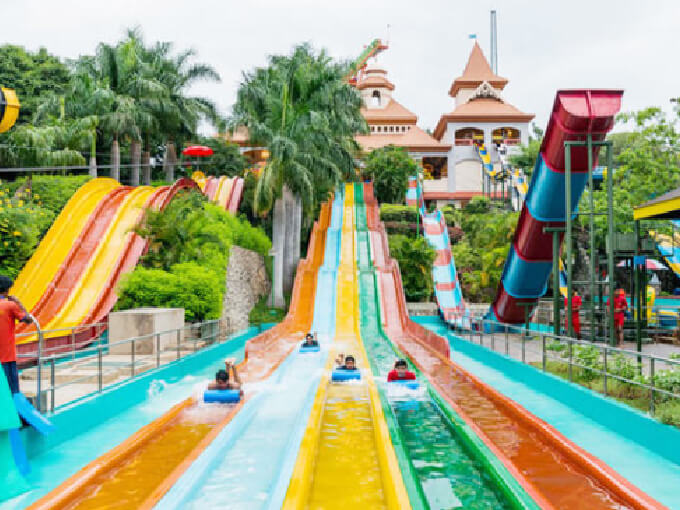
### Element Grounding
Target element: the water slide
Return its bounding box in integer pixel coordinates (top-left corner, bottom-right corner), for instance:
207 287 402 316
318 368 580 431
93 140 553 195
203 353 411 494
364 181 662 509
13 178 197 350
654 221 680 276
154 190 343 509
475 142 529 211
491 90 623 324
406 177 470 327
28 185 331 509
191 172 244 214
356 182 535 509
282 183 410 510
9 178 120 313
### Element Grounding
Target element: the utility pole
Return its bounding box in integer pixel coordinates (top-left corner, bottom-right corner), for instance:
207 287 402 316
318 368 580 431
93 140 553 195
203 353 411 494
490 10 498 74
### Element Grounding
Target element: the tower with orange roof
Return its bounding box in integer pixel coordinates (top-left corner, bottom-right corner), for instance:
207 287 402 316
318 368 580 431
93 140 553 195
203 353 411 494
433 42 534 202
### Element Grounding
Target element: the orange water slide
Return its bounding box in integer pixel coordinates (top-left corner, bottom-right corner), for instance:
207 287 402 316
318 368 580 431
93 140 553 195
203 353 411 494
362 182 664 510
16 186 133 338
79 178 199 328
28 192 335 510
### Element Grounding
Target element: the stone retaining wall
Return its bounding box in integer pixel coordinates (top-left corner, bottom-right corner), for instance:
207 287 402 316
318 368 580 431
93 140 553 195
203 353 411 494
221 246 270 334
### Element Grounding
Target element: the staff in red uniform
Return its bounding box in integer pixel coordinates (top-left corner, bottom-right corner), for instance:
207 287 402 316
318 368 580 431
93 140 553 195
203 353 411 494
0 276 33 394
564 291 582 339
387 359 416 382
607 288 628 346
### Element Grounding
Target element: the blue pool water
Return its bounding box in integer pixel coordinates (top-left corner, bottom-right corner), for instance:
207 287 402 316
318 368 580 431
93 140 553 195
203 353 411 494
0 327 262 509
414 316 680 509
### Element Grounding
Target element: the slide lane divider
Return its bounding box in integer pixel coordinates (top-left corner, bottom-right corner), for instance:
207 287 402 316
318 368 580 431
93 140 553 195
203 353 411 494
369 183 664 509
154 190 343 509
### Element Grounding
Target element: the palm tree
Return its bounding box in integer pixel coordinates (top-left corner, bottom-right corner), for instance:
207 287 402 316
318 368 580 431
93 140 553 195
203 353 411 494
34 28 221 183
231 44 366 301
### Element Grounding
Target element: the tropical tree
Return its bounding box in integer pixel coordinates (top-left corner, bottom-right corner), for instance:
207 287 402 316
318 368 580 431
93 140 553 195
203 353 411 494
508 122 543 177
0 45 70 124
232 43 366 220
231 44 366 300
362 146 417 204
192 137 248 177
34 28 221 182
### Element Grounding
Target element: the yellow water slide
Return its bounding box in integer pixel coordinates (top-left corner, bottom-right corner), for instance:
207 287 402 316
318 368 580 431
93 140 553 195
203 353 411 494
190 171 207 191
10 178 121 311
283 184 410 510
216 176 234 209
41 186 156 334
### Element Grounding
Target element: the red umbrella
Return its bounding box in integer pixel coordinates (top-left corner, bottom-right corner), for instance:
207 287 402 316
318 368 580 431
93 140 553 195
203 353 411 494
182 145 214 157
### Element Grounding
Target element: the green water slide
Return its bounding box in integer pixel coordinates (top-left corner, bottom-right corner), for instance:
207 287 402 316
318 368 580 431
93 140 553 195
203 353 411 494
353 183 538 510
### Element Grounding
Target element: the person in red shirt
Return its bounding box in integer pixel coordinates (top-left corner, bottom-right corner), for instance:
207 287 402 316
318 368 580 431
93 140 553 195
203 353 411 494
0 276 32 394
564 292 582 339
611 289 628 346
387 359 416 382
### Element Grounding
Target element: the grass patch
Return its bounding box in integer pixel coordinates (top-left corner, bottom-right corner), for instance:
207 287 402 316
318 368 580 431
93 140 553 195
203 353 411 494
249 294 287 326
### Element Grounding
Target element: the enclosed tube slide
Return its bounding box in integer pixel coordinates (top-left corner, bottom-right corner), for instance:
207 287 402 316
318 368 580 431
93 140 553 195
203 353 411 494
491 90 623 324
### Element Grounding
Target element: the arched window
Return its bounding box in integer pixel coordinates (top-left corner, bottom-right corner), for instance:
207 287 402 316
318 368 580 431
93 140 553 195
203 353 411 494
371 90 381 107
492 127 521 145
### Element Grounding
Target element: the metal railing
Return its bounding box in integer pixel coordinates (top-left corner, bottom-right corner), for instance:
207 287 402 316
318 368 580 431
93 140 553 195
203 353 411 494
445 316 680 418
17 319 223 413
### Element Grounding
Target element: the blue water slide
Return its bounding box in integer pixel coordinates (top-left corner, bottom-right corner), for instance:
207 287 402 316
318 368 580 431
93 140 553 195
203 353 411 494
311 188 344 338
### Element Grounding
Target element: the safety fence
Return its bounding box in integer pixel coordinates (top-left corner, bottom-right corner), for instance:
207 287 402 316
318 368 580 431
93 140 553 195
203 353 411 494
447 317 680 420
16 320 223 413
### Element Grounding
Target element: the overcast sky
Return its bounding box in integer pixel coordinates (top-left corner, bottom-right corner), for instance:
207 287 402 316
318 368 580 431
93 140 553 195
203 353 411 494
4 0 679 133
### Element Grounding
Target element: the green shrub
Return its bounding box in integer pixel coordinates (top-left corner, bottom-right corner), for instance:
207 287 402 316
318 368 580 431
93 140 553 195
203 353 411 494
388 234 436 302
118 191 271 321
655 400 680 427
363 146 417 204
380 204 419 223
8 175 92 216
117 263 223 322
249 294 286 325
465 196 491 214
452 206 518 302
0 182 55 278
574 345 602 382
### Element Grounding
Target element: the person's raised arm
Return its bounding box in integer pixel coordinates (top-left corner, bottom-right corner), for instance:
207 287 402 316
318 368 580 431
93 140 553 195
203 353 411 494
8 296 32 324
230 363 242 389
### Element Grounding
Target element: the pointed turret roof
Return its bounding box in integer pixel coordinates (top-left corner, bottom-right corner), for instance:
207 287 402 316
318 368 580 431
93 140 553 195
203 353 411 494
357 63 395 91
449 42 508 97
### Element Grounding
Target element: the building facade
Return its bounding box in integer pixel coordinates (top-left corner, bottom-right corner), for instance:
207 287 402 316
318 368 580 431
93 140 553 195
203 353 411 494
354 63 451 181
432 42 534 201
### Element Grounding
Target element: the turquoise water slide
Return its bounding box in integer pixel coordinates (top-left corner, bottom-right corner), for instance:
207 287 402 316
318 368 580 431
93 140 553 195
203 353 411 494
0 329 255 509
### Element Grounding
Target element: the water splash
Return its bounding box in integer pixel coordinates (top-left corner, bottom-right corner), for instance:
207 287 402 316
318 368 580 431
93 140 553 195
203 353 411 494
147 379 169 398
